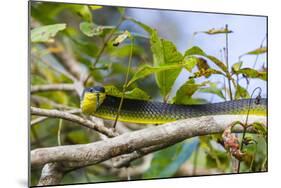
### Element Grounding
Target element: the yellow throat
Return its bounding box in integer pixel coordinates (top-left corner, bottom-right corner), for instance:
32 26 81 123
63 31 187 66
81 92 106 115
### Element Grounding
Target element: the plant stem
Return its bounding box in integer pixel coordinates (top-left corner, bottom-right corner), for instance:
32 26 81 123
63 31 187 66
192 142 200 175
113 37 134 129
83 18 125 86
57 119 63 146
225 24 233 100
237 87 261 173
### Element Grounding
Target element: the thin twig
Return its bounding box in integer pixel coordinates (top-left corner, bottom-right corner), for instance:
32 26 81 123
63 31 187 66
83 18 125 86
113 37 134 129
237 87 262 173
31 95 76 110
31 109 81 126
224 24 233 100
31 84 75 94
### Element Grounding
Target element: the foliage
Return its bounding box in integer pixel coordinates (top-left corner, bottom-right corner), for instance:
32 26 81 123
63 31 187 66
31 23 66 42
144 139 199 178
30 1 267 186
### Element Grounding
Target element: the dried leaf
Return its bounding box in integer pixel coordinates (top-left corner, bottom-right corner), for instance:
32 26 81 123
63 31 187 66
112 30 131 46
184 46 228 73
222 125 245 160
199 27 233 35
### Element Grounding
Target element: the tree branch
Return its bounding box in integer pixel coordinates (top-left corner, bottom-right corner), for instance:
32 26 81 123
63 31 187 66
37 163 64 186
31 95 76 110
31 115 266 168
30 107 117 137
31 109 81 126
31 84 75 94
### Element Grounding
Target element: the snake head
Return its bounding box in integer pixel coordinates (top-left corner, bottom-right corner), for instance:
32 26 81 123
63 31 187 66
81 86 106 115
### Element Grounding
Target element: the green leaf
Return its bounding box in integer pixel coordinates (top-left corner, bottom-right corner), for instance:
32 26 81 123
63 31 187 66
104 85 122 96
31 23 66 43
183 56 198 72
144 139 199 178
232 61 243 72
112 30 131 46
252 122 267 136
79 22 115 37
127 17 154 34
67 130 90 144
200 135 230 170
235 84 250 99
117 7 125 15
89 5 103 10
234 68 267 81
109 44 145 58
127 61 192 87
206 149 229 169
173 79 207 105
184 46 228 73
151 30 184 98
104 85 150 100
124 88 151 100
199 82 225 99
244 47 267 55
72 5 92 22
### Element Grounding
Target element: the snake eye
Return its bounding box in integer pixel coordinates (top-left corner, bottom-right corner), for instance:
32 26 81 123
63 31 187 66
89 88 94 93
93 86 105 93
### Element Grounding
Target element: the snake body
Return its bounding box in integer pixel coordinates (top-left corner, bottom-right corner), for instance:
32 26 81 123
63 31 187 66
91 95 267 124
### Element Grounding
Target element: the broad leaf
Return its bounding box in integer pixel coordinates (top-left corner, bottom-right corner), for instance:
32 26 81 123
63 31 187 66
150 30 184 98
244 47 267 55
73 5 92 22
79 22 115 37
183 56 198 72
235 84 250 99
232 61 243 72
173 79 207 105
184 46 228 73
104 85 122 96
104 85 150 100
199 82 225 99
234 68 267 81
31 23 66 43
125 88 151 100
127 57 199 86
252 122 267 137
127 17 154 34
143 139 199 178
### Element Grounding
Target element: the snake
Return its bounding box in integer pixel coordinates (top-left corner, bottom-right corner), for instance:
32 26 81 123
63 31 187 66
80 86 267 124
